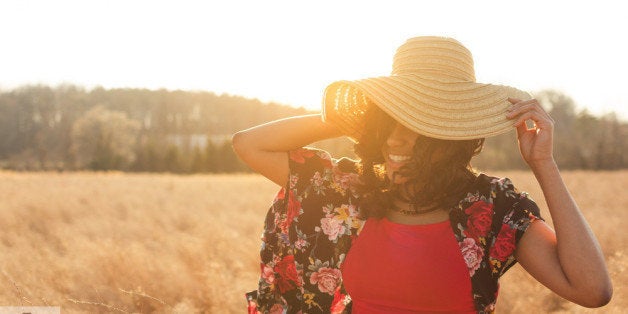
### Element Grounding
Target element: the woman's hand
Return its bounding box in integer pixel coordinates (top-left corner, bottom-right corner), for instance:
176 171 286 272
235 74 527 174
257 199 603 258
506 98 555 169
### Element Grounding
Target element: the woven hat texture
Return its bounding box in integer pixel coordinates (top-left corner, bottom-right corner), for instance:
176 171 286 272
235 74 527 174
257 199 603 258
322 36 531 141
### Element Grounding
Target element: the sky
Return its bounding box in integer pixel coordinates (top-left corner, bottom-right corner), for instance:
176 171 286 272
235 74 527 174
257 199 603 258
1 0 627 120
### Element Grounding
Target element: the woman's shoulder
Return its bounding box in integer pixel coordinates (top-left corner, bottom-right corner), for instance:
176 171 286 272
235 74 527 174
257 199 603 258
475 173 513 187
458 173 526 213
473 173 520 196
287 147 361 195
471 173 541 219
289 147 334 166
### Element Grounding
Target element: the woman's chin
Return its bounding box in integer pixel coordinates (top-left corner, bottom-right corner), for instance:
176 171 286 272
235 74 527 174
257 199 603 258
385 162 411 184
394 178 410 185
387 173 410 185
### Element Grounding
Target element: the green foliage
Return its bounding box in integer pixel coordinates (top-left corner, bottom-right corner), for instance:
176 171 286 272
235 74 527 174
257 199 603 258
0 85 626 172
474 90 628 170
71 106 140 170
0 84 309 172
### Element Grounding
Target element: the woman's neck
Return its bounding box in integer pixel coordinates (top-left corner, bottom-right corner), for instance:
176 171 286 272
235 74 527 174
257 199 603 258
386 201 450 225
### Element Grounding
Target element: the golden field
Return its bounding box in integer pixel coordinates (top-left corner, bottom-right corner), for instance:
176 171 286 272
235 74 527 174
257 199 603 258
0 170 626 313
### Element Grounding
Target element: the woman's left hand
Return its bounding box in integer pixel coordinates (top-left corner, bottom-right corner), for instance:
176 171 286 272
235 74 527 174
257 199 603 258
506 97 555 168
509 97 613 306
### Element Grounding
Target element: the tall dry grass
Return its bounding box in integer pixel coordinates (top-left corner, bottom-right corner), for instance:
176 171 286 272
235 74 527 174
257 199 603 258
0 171 625 313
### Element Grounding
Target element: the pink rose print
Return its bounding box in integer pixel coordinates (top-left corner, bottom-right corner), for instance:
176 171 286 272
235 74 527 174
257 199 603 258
320 217 346 241
464 201 494 240
490 224 517 262
309 267 342 295
483 302 496 313
269 304 284 314
289 174 298 189
332 168 359 191
460 237 484 276
295 238 308 250
261 264 275 285
311 171 324 187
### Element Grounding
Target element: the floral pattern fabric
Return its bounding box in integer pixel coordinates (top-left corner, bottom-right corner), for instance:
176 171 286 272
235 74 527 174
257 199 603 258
246 147 543 314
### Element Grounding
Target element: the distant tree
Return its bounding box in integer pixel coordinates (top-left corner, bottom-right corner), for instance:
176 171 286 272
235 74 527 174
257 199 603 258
131 140 162 172
205 139 220 172
535 90 580 169
71 106 140 170
596 113 625 169
163 145 183 173
473 132 527 171
189 146 206 173
574 110 601 169
537 90 577 131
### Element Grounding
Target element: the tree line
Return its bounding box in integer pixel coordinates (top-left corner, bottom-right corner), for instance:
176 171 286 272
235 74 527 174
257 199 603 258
473 90 627 170
0 85 308 172
0 85 625 172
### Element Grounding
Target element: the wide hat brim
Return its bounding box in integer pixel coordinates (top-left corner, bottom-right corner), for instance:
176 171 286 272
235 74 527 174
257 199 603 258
323 73 532 141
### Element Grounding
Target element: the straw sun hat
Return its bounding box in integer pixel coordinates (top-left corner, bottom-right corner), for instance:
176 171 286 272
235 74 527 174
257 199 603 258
322 36 532 141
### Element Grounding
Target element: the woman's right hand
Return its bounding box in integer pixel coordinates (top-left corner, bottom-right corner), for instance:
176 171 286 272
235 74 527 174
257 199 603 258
231 114 343 186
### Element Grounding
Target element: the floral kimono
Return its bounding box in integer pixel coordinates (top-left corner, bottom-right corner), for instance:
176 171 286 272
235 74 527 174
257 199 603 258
246 147 543 314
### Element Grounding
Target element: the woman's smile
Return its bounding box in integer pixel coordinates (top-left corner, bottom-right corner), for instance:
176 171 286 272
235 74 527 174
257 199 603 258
388 153 412 163
386 153 413 170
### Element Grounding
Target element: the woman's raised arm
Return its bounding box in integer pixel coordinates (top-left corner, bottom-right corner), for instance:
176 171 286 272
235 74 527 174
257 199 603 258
507 98 613 307
231 114 343 187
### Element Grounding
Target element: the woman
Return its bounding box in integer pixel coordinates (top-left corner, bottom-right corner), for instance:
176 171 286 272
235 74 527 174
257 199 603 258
233 37 612 313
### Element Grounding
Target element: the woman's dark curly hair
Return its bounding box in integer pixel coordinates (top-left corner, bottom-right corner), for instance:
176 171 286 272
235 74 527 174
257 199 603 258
353 104 485 218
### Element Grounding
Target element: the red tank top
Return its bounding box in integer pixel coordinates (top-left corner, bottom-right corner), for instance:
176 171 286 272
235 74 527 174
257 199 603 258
341 217 476 313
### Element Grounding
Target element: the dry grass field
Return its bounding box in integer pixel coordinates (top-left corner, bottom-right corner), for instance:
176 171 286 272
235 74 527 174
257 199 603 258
0 170 625 313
